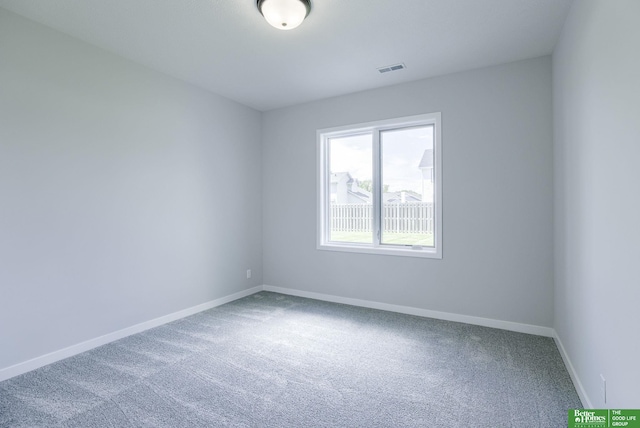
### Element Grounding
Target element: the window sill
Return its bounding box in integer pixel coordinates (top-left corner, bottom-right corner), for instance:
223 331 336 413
317 242 442 259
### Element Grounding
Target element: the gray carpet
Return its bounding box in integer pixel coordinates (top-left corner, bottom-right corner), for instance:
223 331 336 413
0 292 581 427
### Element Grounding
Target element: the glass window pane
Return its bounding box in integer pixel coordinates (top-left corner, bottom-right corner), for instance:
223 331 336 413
328 134 373 244
380 125 435 247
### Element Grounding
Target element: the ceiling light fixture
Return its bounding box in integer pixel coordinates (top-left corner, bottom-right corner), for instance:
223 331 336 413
257 0 311 31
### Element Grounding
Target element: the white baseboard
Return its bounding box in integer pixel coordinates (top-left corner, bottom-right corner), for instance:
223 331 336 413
0 286 262 382
262 285 555 337
553 331 592 408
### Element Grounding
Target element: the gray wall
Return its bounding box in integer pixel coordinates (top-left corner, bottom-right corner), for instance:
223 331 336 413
0 9 262 371
263 57 554 328
553 1 640 407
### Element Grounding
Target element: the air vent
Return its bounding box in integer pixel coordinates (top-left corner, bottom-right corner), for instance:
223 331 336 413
377 63 406 74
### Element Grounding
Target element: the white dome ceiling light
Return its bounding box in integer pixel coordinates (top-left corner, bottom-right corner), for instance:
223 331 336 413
257 0 311 31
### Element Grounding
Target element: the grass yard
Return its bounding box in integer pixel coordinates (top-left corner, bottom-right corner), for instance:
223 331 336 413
330 231 434 247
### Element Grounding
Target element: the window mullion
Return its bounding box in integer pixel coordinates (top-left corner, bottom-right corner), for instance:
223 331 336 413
322 136 330 244
372 129 381 247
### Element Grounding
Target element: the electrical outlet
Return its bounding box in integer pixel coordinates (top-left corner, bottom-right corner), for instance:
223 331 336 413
600 374 606 404
246 269 252 279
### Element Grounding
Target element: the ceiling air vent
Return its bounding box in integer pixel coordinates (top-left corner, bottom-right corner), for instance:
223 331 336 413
377 63 406 74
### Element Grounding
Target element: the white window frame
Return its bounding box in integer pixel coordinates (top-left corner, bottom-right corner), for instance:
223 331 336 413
317 112 442 259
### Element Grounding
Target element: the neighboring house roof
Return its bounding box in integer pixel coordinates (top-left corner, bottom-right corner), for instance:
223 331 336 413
418 149 434 169
384 191 422 203
333 172 426 204
351 191 370 200
331 172 372 203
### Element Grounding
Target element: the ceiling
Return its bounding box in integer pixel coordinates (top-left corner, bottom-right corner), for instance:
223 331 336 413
0 0 574 111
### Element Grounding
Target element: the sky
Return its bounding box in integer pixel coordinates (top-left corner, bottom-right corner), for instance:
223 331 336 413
329 125 434 194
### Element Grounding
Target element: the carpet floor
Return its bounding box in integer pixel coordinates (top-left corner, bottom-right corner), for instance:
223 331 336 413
0 291 581 427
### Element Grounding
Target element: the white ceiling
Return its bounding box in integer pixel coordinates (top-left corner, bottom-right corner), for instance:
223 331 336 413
0 0 574 111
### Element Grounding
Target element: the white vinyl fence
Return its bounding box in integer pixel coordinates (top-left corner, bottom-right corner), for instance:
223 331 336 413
330 202 434 234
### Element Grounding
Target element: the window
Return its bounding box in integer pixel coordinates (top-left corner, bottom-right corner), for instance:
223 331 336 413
317 113 442 258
